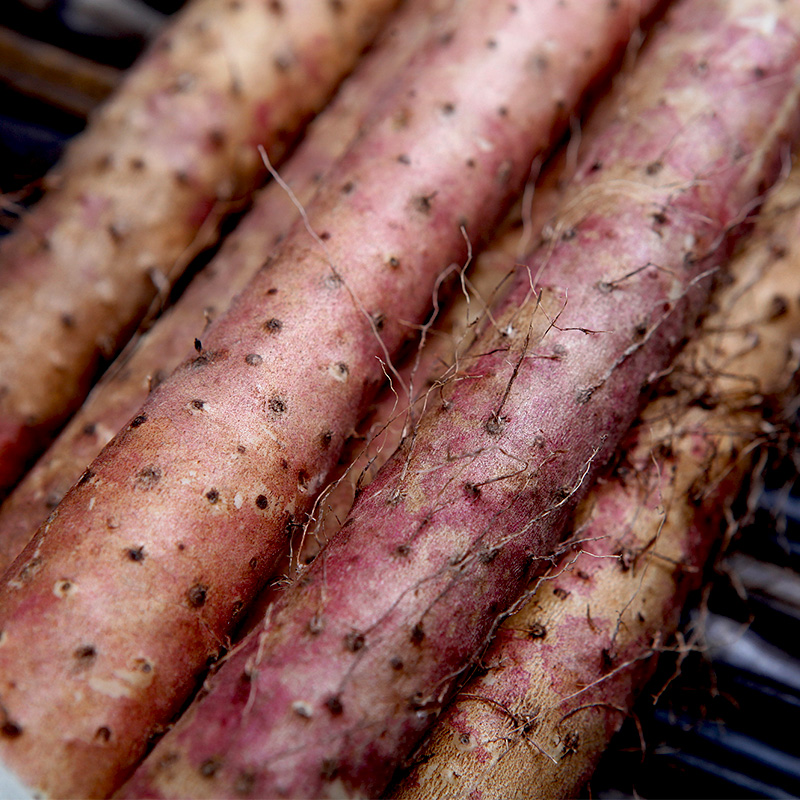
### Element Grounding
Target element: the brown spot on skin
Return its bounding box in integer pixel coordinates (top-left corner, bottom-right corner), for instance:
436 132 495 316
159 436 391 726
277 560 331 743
126 547 145 562
646 160 663 175
387 256 401 269
255 494 269 510
245 354 263 366
328 0 344 12
441 101 456 115
269 396 287 415
2 721 22 738
325 695 343 715
411 623 425 644
95 726 111 742
345 632 365 652
83 422 97 436
206 489 220 504
60 313 76 329
73 644 97 667
187 584 208 608
130 157 145 171
135 465 162 490
412 193 436 214
397 154 411 165
194 338 203 353
191 399 206 411
341 180 355 194
267 0 283 12
264 318 283 333
200 757 222 777
553 586 570 600
390 656 404 670
770 295 789 319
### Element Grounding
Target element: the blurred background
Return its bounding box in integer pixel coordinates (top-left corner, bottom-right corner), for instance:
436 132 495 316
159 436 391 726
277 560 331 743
1 3 799 796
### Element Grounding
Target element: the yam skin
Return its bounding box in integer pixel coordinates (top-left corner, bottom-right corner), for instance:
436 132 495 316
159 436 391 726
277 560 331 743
117 2 800 798
0 0 449 577
0 0 402 499
0 1 658 798
389 164 800 800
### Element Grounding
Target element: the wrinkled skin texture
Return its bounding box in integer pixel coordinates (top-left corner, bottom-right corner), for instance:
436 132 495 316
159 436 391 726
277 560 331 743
0 1 657 797
118 1 800 798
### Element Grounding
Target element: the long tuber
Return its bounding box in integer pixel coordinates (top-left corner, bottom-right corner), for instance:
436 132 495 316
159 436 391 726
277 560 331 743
390 158 800 800
0 0 401 498
0 0 657 797
118 1 800 796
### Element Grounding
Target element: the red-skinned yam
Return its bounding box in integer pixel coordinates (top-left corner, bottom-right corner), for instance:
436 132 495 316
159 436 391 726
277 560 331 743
0 0 402 498
390 162 800 800
0 1 658 797
118 1 800 797
0 0 450 576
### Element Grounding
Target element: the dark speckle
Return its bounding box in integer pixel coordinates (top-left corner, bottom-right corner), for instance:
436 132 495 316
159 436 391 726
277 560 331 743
325 695 343 715
255 494 269 510
200 757 222 778
73 644 97 667
187 583 208 608
130 414 147 428
412 193 436 214
95 726 112 742
1 721 22 738
77 468 95 486
126 546 146 562
264 318 283 333
345 631 365 652
135 465 162 490
205 489 220 504
269 396 287 414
